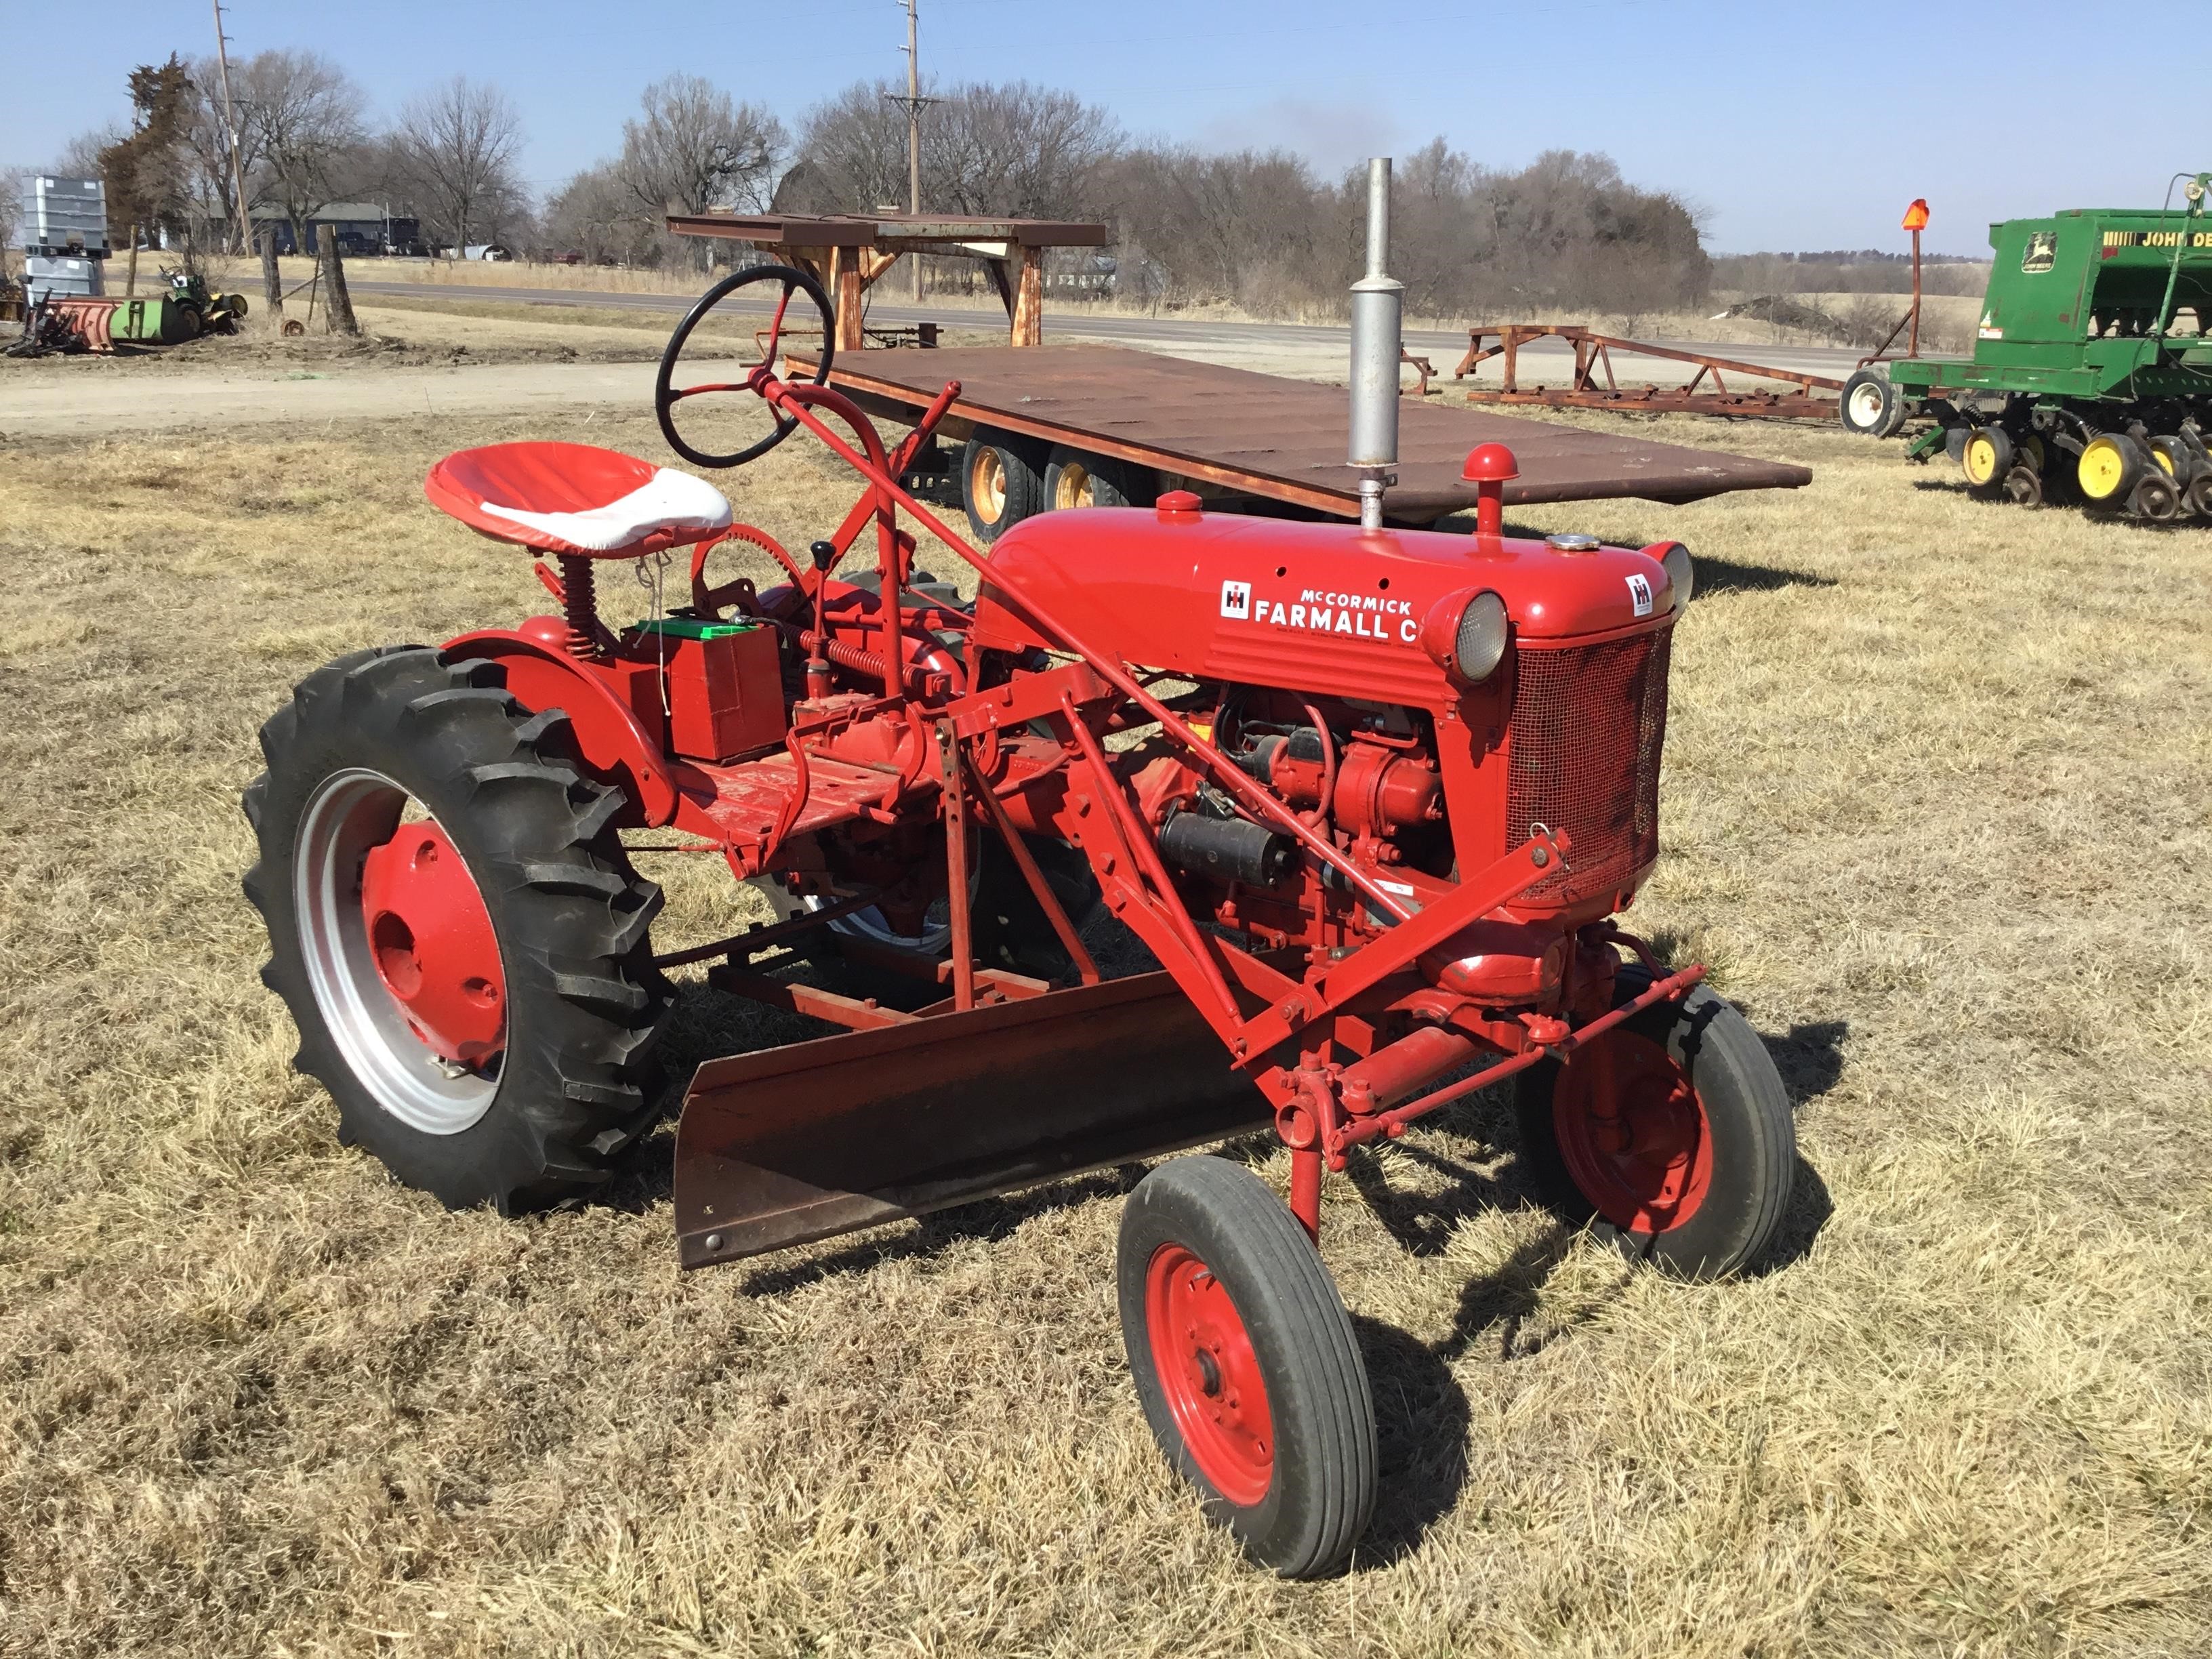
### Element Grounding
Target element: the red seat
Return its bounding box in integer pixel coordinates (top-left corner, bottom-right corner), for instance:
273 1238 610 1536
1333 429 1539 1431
424 442 732 559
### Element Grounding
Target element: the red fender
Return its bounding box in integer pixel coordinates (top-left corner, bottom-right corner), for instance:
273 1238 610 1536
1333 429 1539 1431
443 623 680 827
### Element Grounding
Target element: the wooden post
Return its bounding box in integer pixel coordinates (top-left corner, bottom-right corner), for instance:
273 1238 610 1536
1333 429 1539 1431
1010 245 1044 348
125 226 140 298
260 228 283 318
319 230 358 337
835 247 865 352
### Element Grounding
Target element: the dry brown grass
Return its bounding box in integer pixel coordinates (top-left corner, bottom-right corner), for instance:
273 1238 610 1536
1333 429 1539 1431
2 400 2209 1657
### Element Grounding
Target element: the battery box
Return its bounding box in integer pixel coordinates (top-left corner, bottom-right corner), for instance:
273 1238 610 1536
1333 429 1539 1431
633 617 785 762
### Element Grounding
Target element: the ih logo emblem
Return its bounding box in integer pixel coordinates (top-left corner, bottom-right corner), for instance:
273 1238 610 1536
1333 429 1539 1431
1626 573 1654 617
1219 579 1252 619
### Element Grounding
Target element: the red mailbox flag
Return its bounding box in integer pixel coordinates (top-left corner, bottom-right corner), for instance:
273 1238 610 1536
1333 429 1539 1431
1902 199 1930 230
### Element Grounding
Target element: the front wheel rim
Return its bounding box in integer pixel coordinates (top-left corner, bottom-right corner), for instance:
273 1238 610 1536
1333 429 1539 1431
1553 1027 1714 1234
1145 1244 1273 1506
295 769 504 1135
1847 384 1885 428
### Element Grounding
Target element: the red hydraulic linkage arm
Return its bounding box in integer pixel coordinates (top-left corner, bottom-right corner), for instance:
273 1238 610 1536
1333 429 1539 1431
751 368 1416 926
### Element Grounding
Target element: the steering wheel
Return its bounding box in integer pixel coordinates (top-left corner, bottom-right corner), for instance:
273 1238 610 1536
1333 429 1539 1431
655 263 836 470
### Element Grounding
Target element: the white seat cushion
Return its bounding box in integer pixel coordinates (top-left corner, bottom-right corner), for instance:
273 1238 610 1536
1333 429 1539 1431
477 466 732 553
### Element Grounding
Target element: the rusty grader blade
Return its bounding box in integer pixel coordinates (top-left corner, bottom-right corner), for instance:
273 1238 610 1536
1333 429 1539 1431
673 970 1272 1267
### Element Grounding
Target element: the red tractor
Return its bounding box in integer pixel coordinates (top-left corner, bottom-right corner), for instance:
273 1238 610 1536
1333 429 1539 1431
243 266 1794 1578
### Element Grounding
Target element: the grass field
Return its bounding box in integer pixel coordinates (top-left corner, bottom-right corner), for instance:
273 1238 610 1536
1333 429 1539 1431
1 396 2209 1656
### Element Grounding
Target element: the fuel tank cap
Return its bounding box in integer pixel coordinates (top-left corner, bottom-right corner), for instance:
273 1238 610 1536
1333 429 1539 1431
1544 533 1601 554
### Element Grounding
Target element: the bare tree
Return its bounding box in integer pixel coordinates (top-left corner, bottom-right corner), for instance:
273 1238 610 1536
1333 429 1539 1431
617 74 783 266
796 80 910 211
52 125 124 176
233 50 368 255
389 77 525 257
544 163 658 265
180 58 268 246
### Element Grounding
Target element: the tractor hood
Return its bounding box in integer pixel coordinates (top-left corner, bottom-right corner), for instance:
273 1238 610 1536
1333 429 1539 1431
968 504 1679 708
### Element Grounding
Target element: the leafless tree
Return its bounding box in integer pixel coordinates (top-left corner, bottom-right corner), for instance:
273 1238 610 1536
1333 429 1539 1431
616 74 782 266
798 78 1117 219
52 126 124 176
544 163 660 265
0 164 25 280
389 77 525 256
231 50 369 255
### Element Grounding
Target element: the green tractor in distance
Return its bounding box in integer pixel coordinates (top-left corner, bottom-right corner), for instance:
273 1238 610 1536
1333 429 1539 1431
164 267 248 337
1839 173 2212 520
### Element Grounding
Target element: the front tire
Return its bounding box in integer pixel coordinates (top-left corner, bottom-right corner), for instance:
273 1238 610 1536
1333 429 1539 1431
1515 969 1794 1280
242 647 668 1212
1118 1157 1376 1578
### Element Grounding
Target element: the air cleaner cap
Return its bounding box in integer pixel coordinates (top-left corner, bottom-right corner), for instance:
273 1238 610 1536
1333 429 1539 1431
1156 489 1203 520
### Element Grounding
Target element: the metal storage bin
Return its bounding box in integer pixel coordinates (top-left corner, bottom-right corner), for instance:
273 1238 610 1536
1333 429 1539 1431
23 254 106 304
22 176 110 257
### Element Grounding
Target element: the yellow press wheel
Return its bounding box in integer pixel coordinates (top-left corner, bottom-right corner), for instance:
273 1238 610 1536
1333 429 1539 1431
2077 434 2145 503
1961 428 2013 489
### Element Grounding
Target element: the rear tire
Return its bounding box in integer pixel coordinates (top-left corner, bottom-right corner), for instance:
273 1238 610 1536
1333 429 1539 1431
1118 1157 1376 1578
243 647 668 1212
1515 968 1794 1281
961 431 1046 545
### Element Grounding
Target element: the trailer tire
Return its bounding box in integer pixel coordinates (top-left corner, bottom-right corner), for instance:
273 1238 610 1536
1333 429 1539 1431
1045 446 1156 510
243 647 669 1214
1839 369 1904 438
1515 968 1794 1282
1118 1156 1376 1578
961 431 1046 544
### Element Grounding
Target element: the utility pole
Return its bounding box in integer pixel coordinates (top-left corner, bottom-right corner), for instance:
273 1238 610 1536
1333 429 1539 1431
210 0 253 258
883 0 933 302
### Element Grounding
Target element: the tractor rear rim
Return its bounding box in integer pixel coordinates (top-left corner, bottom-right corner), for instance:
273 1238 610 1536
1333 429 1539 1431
1846 383 1885 428
295 769 504 1135
971 448 1008 524
1054 459 1094 510
1145 1243 1273 1506
1553 1027 1714 1233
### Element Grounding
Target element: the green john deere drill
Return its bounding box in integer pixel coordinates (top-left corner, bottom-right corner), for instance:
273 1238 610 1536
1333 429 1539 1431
1839 172 2212 520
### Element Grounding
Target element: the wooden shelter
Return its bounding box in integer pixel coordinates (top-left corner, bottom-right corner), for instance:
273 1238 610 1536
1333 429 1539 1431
664 211 1108 351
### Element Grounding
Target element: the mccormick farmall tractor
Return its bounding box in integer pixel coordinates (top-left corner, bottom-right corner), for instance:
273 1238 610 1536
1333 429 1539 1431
243 167 1794 1578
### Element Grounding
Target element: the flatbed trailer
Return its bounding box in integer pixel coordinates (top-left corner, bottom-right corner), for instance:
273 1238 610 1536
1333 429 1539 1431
796 344 1811 539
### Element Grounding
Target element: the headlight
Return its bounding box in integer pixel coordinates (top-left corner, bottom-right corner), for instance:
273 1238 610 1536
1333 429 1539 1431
1420 588 1510 683
1659 542 1695 611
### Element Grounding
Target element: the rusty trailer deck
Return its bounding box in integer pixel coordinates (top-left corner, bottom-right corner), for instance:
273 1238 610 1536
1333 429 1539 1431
800 344 1811 523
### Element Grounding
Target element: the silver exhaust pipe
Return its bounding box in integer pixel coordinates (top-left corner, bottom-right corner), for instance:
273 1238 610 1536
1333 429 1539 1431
1347 156 1402 530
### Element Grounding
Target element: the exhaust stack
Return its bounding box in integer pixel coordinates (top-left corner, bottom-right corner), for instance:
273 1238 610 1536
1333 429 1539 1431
1347 156 1403 530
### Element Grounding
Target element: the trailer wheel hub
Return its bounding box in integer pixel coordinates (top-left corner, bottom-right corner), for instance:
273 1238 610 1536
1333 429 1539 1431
359 821 506 1069
1554 1028 1713 1232
1146 1245 1273 1504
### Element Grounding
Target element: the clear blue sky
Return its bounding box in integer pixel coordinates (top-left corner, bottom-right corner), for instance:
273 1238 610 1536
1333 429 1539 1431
6 0 2203 255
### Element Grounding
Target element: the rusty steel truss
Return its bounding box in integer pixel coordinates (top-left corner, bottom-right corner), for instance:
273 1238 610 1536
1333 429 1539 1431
1455 324 1847 420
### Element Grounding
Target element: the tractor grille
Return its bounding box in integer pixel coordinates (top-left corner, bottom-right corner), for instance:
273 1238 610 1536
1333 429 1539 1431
1505 627 1672 903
